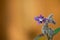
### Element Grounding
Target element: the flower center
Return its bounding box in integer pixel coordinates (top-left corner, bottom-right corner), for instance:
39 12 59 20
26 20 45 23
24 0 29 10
39 18 43 21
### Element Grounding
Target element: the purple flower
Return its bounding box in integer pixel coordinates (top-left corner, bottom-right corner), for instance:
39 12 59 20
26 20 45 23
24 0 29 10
35 15 44 24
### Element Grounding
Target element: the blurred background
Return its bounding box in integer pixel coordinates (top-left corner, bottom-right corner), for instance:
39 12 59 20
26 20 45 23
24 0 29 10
0 0 60 40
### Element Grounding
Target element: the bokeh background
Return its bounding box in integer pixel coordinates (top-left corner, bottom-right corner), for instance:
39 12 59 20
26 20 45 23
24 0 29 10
0 0 60 40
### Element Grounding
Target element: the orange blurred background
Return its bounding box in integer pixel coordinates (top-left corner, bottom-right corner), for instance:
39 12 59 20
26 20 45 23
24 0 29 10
1 0 60 40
